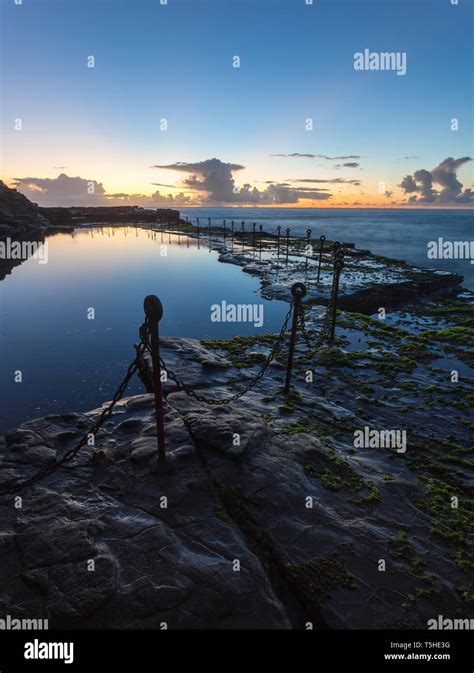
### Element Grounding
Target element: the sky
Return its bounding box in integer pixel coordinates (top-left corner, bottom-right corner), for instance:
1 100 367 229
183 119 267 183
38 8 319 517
0 0 472 208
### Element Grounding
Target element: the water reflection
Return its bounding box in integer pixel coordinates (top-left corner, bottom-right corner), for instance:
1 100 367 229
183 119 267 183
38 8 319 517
0 227 287 431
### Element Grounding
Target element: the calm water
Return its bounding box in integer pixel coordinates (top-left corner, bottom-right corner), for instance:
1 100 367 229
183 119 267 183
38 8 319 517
181 207 474 290
0 227 287 431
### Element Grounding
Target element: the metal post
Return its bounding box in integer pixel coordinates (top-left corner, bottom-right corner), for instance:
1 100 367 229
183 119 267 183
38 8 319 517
277 225 281 257
259 224 263 257
285 227 290 264
231 220 234 250
223 219 226 242
241 221 245 252
330 250 344 342
317 234 326 282
305 228 312 270
208 217 212 246
284 282 307 395
252 222 256 250
143 295 166 462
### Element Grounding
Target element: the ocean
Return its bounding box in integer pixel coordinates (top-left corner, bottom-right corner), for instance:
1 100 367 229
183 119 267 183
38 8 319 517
180 207 474 291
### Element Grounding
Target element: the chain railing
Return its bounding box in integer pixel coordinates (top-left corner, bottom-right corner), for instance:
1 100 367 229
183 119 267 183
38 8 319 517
142 303 295 406
0 240 345 492
0 338 148 496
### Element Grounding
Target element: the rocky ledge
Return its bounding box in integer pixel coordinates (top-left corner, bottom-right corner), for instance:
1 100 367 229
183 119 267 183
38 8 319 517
1 290 472 629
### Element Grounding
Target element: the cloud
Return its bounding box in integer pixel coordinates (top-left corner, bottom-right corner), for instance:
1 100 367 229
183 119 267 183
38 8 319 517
152 158 245 203
271 153 316 159
271 153 361 160
154 157 332 204
151 182 179 189
401 155 420 160
12 173 194 207
13 173 106 205
399 157 473 204
288 178 362 186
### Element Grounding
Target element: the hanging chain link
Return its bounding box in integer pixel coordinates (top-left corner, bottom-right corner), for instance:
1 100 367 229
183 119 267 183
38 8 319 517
141 303 295 405
0 333 148 496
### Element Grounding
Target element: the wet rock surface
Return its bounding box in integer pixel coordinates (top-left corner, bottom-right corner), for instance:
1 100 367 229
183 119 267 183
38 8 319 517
0 397 290 629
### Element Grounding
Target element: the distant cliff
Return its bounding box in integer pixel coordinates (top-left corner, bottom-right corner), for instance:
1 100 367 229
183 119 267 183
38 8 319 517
0 182 182 233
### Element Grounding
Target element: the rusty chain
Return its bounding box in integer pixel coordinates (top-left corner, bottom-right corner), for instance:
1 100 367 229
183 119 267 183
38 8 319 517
142 303 295 405
0 334 148 496
0 239 345 492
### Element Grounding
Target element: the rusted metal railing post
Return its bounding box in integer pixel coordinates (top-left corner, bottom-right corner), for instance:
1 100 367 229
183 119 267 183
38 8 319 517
143 295 166 462
259 224 263 257
305 228 312 270
285 227 291 264
276 225 281 257
252 222 257 250
317 234 326 282
329 249 344 342
284 282 307 395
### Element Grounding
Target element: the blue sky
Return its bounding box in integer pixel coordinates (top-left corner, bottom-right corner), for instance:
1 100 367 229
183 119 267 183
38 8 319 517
1 0 472 207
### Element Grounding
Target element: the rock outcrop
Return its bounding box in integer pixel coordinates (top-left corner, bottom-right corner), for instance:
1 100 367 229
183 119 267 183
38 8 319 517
0 181 49 237
0 396 290 629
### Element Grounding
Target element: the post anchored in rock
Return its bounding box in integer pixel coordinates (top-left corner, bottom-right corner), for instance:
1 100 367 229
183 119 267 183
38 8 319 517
330 249 345 342
305 228 312 270
285 227 291 264
277 225 281 257
143 295 166 462
317 234 326 282
252 222 257 250
284 282 307 395
259 224 263 257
